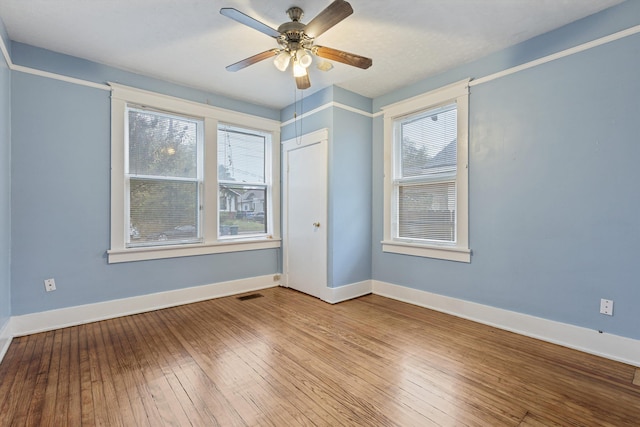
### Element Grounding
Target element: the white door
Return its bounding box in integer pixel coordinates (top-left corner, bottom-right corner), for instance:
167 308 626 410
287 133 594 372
283 130 328 300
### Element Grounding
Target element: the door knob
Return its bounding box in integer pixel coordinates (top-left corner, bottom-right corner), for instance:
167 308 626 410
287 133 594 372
313 222 321 228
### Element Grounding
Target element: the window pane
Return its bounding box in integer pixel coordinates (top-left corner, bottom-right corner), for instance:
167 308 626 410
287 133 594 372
127 107 202 248
129 179 200 245
398 181 456 242
401 104 457 178
219 184 267 237
218 127 265 183
129 108 199 178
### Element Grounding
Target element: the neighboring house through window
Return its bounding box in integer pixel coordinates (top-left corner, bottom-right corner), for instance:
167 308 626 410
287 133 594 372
108 84 280 263
382 79 471 262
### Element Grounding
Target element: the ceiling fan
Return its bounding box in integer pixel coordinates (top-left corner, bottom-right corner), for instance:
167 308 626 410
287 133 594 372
220 0 372 90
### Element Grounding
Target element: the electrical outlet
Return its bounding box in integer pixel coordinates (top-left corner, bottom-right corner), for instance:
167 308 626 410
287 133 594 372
44 278 56 292
600 298 613 316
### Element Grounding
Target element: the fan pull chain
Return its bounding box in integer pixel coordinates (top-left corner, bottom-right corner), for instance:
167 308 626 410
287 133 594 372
294 84 303 145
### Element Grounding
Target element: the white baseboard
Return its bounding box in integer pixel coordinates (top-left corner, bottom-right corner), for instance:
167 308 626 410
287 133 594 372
324 280 373 304
11 275 279 337
5 276 639 369
372 280 640 368
0 318 12 365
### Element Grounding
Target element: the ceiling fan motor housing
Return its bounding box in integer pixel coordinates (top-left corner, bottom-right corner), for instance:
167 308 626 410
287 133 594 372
286 7 304 22
278 22 308 50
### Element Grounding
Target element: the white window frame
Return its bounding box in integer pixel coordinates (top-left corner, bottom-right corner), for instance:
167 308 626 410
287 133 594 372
381 79 471 263
108 83 281 263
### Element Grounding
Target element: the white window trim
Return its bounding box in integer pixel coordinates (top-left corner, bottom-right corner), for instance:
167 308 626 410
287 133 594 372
381 79 471 263
108 83 281 263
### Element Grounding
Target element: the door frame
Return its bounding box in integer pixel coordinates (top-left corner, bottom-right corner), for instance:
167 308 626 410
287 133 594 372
281 128 329 301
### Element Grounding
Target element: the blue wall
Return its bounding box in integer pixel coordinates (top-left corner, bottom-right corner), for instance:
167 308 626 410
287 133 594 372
372 0 640 340
0 19 11 327
10 47 281 316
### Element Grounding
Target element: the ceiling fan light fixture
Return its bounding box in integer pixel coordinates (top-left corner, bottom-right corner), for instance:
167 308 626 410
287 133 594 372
317 60 334 72
292 59 307 77
298 50 313 68
274 50 291 71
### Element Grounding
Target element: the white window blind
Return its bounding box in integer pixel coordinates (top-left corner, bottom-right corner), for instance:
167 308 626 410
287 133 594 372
395 103 458 243
126 107 203 246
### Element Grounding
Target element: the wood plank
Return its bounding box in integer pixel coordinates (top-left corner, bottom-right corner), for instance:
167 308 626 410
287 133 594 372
40 328 64 427
86 321 121 426
0 287 639 426
518 411 568 426
61 327 82 426
78 324 95 426
0 335 37 425
22 332 56 426
135 311 221 426
120 312 198 426
95 319 142 425
118 314 180 426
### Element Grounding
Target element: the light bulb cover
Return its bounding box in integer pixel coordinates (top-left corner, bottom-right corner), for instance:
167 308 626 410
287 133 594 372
273 51 291 72
298 50 313 68
293 60 307 77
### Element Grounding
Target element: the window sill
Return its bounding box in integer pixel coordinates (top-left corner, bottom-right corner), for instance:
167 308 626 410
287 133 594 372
108 238 281 263
381 240 471 263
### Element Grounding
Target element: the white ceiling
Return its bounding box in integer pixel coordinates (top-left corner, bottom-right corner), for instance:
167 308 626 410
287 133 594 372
0 0 625 109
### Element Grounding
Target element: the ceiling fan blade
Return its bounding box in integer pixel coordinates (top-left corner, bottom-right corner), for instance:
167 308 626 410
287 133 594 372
304 0 353 38
295 74 311 90
220 8 281 38
226 49 280 72
313 46 372 69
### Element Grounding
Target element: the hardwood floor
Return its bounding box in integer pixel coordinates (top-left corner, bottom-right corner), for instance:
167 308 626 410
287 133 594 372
1 287 639 426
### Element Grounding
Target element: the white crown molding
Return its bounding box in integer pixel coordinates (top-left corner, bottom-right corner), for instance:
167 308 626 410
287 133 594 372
0 35 11 68
372 280 640 368
1 23 638 115
470 24 640 87
281 101 373 127
13 64 111 91
11 275 279 337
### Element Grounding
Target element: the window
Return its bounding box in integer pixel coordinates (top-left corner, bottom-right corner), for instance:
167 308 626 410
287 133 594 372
217 125 270 238
127 107 203 247
109 84 281 263
382 79 470 262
